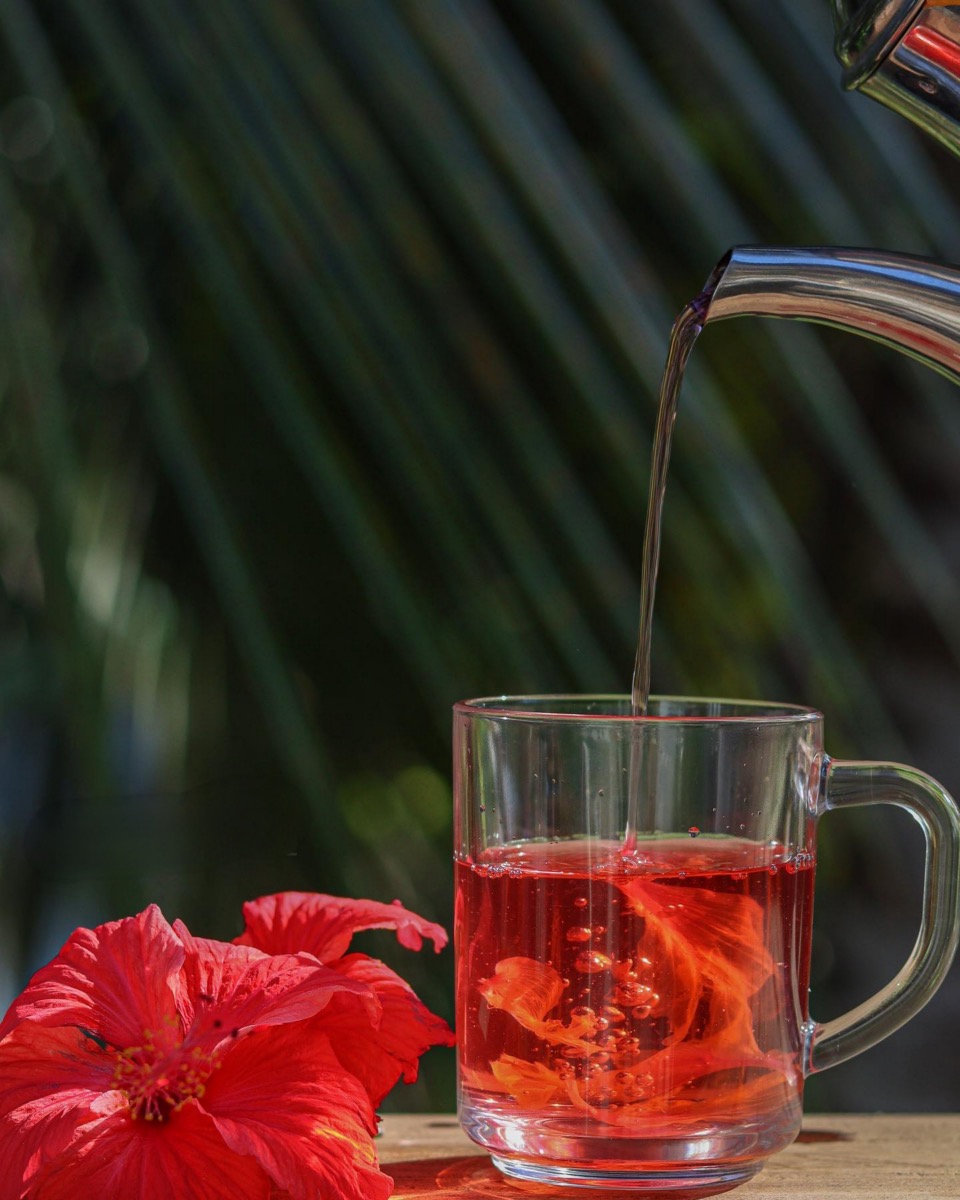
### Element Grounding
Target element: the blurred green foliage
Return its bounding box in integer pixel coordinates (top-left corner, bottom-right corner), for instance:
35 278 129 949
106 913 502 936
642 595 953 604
2 0 960 1112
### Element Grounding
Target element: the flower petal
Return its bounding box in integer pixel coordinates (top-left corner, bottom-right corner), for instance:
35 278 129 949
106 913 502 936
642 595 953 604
479 957 564 1028
0 905 183 1049
477 957 598 1052
631 902 702 1046
0 1024 122 1199
236 893 447 961
30 1101 272 1200
620 879 775 1050
620 879 775 997
203 1022 392 1200
489 1054 567 1109
171 924 378 1045
318 954 454 1106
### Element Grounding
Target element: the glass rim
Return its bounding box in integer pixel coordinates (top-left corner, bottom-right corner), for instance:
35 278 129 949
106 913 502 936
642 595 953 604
453 694 823 724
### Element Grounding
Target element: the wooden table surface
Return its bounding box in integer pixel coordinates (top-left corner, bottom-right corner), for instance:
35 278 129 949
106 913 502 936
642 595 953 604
378 1113 960 1199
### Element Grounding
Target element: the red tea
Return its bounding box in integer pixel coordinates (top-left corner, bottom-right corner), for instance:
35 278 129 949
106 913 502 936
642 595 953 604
455 837 814 1171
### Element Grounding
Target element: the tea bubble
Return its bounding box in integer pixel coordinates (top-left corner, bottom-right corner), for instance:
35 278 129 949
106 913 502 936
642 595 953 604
573 896 589 909
570 1005 595 1020
634 1072 655 1096
614 982 655 1007
566 926 592 943
575 951 612 974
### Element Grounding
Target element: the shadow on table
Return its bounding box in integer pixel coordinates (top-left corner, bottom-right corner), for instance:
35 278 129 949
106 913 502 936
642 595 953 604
384 1155 744 1200
383 1129 852 1199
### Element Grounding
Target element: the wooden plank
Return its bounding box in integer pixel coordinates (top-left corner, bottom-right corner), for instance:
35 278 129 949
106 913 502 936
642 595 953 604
377 1114 960 1198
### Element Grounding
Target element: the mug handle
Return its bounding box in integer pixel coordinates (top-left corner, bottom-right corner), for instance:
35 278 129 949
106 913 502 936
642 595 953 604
806 759 960 1074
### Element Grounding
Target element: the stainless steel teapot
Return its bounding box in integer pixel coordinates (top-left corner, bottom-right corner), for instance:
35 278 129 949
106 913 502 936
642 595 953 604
833 1 960 158
685 6 960 380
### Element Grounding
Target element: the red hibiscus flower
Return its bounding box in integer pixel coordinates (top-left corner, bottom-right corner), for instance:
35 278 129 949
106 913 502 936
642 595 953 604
235 893 456 1107
0 896 452 1200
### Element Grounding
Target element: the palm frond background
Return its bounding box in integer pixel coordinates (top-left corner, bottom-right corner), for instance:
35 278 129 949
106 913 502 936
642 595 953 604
2 0 960 1111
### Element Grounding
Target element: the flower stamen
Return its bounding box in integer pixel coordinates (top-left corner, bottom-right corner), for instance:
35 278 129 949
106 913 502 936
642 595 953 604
111 1032 219 1122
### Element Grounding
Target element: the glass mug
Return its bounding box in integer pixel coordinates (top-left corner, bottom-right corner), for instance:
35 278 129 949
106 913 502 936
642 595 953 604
453 696 960 1194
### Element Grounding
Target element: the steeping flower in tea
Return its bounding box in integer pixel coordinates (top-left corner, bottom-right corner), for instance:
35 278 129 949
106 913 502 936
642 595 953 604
464 865 796 1127
0 895 452 1200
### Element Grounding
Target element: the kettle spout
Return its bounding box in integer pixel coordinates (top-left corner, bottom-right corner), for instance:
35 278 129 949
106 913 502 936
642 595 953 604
702 246 960 386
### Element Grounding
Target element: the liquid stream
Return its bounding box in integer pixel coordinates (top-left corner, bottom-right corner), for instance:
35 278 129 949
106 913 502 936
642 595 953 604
622 290 713 857
630 292 711 717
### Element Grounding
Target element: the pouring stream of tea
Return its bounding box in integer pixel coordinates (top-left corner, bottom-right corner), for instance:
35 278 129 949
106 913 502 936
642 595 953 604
630 290 712 716
625 289 711 854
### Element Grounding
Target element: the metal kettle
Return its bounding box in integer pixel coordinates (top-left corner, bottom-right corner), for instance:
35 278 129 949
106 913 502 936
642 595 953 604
833 1 960 158
681 6 960 387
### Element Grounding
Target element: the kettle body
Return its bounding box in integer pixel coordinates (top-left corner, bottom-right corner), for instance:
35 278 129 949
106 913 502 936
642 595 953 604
834 1 960 158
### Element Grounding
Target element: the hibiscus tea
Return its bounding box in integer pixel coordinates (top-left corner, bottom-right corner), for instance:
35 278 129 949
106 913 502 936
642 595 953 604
455 836 814 1186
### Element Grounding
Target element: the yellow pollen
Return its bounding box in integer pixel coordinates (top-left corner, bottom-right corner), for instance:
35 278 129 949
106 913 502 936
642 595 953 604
111 1030 219 1122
